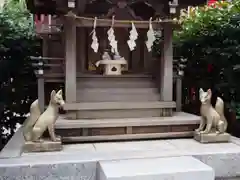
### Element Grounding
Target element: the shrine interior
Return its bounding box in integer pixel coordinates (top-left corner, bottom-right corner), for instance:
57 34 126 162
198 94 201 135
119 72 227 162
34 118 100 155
27 0 209 142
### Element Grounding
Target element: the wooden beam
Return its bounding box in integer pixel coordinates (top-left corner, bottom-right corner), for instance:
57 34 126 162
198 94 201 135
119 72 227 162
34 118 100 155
38 77 45 113
160 23 173 101
75 0 87 14
37 38 48 112
64 16 77 104
30 56 64 60
60 132 194 142
82 128 88 136
77 27 86 72
65 13 179 29
126 127 133 134
176 76 182 111
63 101 176 111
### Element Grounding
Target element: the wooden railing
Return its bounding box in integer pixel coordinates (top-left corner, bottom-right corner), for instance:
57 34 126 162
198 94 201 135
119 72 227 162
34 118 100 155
31 56 65 82
31 56 64 111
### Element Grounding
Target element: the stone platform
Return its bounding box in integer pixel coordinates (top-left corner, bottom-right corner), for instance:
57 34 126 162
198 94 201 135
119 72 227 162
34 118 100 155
99 156 214 180
1 127 240 180
194 132 231 143
23 139 62 153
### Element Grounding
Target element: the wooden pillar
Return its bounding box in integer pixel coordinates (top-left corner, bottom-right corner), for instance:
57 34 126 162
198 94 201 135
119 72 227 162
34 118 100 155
38 38 48 112
38 75 45 113
160 24 173 101
176 76 182 111
65 17 77 106
78 27 86 73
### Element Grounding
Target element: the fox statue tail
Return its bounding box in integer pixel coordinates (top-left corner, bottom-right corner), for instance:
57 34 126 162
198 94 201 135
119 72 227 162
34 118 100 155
22 99 41 141
215 97 228 132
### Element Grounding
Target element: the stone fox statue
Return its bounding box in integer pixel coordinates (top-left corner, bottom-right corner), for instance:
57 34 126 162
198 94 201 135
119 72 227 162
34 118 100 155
196 88 228 134
23 90 65 142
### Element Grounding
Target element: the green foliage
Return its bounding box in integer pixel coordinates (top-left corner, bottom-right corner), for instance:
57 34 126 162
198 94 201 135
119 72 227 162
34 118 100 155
230 102 240 120
0 0 40 147
160 0 240 113
175 1 240 41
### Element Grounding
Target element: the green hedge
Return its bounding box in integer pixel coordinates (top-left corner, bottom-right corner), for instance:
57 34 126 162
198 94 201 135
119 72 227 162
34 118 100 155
159 0 240 114
0 0 40 148
152 0 240 117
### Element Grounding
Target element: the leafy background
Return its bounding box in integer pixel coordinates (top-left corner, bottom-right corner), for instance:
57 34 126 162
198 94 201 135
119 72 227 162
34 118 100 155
167 0 240 135
2 0 240 149
0 0 40 149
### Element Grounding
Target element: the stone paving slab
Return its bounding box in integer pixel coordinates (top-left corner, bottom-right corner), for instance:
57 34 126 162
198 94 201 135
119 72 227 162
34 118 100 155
166 139 240 155
1 137 240 179
98 156 214 180
93 139 176 152
0 127 24 159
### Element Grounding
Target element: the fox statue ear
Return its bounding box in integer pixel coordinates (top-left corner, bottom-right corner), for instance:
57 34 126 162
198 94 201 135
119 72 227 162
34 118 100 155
51 90 56 99
57 89 62 96
199 88 204 95
207 89 212 95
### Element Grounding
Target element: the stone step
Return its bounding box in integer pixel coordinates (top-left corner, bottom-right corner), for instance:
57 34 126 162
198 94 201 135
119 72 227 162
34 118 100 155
55 112 200 142
77 73 152 79
56 112 200 128
64 101 175 118
98 156 214 180
77 94 160 102
58 132 195 142
64 101 175 111
77 88 158 94
77 80 155 88
77 88 160 102
76 74 155 88
44 73 153 82
77 109 168 119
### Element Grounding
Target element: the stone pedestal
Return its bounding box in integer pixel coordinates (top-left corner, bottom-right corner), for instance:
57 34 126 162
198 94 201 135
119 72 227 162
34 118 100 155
95 59 127 76
22 138 63 153
194 132 230 143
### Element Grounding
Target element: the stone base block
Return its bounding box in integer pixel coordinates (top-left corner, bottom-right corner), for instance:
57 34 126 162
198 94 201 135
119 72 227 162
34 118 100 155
98 156 214 180
194 132 230 143
22 139 63 153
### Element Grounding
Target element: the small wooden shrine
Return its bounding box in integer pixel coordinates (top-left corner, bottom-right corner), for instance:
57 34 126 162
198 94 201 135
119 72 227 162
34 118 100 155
27 0 205 142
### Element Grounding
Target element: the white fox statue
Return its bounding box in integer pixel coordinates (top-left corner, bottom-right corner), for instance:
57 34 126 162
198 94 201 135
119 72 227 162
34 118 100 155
196 88 228 134
23 89 65 142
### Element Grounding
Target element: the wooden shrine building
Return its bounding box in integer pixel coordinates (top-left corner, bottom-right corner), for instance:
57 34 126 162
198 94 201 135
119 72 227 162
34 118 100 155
26 0 205 142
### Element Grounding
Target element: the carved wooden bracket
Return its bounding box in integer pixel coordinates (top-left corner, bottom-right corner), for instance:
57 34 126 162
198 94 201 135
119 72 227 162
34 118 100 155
105 1 142 20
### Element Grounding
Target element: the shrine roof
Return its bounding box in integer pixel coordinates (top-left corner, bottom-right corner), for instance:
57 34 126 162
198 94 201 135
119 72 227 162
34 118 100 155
26 0 207 16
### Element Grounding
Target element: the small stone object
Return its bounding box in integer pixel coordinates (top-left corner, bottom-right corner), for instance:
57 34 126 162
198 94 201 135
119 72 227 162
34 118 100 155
194 88 229 143
95 54 127 75
23 138 62 153
22 89 65 152
102 62 122 75
194 132 230 143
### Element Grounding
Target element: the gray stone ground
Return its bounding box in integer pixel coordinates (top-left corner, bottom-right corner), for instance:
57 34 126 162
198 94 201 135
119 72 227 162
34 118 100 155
1 127 240 180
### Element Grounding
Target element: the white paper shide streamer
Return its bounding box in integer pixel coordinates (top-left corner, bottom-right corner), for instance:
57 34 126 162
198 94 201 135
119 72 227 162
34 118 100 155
145 17 156 52
90 17 99 53
107 16 119 54
127 22 138 51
